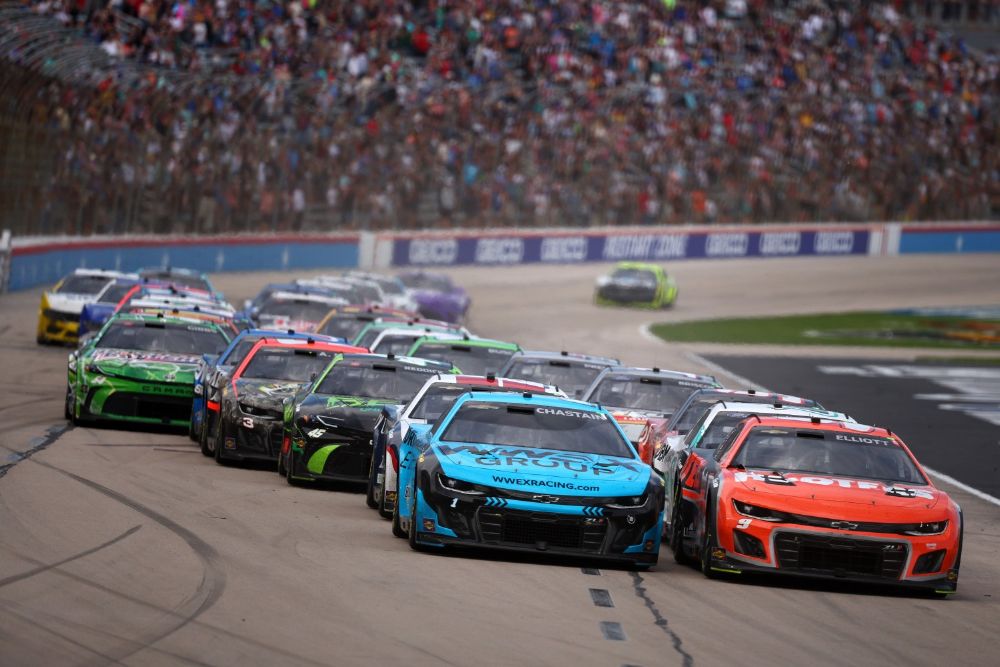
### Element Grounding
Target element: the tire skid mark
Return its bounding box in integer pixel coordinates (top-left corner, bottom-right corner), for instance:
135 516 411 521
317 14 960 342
0 525 142 588
630 571 694 667
0 424 72 480
0 599 216 667
30 459 227 666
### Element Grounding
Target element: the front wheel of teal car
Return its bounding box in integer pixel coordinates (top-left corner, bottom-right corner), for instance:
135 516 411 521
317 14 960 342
407 479 430 552
391 485 406 538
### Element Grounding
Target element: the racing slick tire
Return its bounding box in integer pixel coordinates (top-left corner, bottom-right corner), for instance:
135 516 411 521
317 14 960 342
199 416 213 457
285 453 304 486
391 480 407 539
213 419 233 466
365 454 379 509
670 490 694 566
700 495 720 579
277 450 287 476
377 457 393 520
64 386 73 422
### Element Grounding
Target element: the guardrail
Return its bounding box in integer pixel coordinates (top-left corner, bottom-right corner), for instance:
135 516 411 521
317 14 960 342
2 222 998 293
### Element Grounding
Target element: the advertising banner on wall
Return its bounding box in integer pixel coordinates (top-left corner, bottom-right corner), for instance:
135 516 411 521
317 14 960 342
389 227 870 267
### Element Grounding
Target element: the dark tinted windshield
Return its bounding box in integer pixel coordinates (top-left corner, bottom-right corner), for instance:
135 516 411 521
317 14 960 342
140 272 211 291
410 384 515 421
374 277 405 295
241 347 335 382
316 362 436 402
258 299 333 323
97 322 228 355
349 283 381 302
98 284 134 304
372 334 421 356
733 428 926 485
689 412 752 449
611 268 657 285
675 394 819 434
588 375 709 413
441 402 633 457
411 344 514 376
222 337 261 365
318 316 375 341
505 359 604 398
59 275 111 295
400 274 451 292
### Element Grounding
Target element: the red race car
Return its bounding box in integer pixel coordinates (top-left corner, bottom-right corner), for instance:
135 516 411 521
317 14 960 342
668 416 962 596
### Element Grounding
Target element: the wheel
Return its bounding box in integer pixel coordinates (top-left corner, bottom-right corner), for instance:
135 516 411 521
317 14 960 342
377 456 393 520
213 419 232 466
700 498 719 579
64 386 73 421
364 450 379 509
277 449 287 476
391 475 407 538
669 490 693 566
285 451 302 486
199 413 214 457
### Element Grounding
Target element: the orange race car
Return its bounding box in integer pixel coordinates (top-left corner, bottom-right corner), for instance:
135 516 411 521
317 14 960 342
668 416 962 596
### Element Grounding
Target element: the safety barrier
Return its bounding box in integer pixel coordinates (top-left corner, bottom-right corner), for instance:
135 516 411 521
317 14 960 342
3 222 998 292
6 234 360 292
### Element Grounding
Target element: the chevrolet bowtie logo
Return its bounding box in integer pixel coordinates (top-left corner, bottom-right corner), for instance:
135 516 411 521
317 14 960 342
531 494 559 503
830 521 859 530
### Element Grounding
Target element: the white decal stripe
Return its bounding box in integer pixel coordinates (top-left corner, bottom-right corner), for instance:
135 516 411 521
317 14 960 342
679 350 1000 510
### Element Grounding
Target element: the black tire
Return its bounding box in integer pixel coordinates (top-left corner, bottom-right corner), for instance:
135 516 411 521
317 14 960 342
285 452 302 486
277 449 287 476
377 456 393 520
364 450 379 509
700 496 719 579
670 490 694 566
199 414 212 457
213 419 231 466
391 477 407 538
64 386 73 421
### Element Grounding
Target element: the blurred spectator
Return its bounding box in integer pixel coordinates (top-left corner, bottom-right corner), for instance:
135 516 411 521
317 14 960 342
0 0 996 236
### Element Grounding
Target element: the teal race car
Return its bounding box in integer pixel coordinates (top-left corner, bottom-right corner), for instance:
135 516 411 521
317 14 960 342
66 313 232 427
594 262 677 309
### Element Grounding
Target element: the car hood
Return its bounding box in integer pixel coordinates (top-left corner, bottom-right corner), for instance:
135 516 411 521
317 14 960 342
433 443 650 495
297 394 400 432
234 379 308 408
729 469 944 511
45 292 97 314
88 348 201 383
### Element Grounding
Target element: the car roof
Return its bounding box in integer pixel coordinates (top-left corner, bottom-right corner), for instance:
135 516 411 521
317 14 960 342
265 291 349 305
590 365 718 385
743 416 894 440
410 336 519 350
108 312 228 328
452 390 605 411
419 373 564 394
508 350 620 366
704 401 853 422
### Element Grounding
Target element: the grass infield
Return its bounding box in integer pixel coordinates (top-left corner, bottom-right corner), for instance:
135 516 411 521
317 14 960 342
650 311 1000 350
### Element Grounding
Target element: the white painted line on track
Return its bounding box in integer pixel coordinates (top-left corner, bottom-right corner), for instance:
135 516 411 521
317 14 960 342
638 323 661 344
678 349 1000 510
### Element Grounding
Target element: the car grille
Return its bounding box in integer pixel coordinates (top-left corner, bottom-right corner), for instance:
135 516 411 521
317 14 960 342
599 285 656 302
478 509 606 552
774 532 907 579
102 393 192 422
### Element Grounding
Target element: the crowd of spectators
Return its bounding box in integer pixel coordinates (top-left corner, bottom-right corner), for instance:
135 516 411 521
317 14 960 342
3 0 997 235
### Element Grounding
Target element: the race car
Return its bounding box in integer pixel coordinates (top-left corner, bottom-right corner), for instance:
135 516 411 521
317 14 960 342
37 268 135 345
81 283 234 342
252 291 349 332
344 271 420 312
192 328 348 446
394 392 665 567
669 416 961 595
314 305 417 341
658 401 854 536
581 367 721 456
636 388 822 467
351 318 468 349
397 271 470 323
240 281 359 322
594 262 677 309
76 277 142 339
406 336 521 376
209 337 367 465
498 350 620 399
368 374 565 519
279 354 458 485
66 313 231 427
138 267 218 295
368 328 465 356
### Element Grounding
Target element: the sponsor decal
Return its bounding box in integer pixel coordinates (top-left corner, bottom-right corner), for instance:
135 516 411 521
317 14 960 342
257 382 301 396
475 238 524 264
490 475 600 492
759 232 801 255
438 444 643 474
409 239 458 265
733 472 935 499
814 231 855 254
535 407 605 420
705 233 749 257
325 396 396 410
92 349 199 365
833 434 897 447
540 236 587 262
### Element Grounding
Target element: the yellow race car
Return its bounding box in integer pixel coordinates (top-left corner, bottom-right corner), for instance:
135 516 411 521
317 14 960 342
37 269 134 345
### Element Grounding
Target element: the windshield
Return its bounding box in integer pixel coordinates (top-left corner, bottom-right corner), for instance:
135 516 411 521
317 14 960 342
411 384 516 421
98 284 133 304
412 344 514 376
441 402 633 457
240 347 335 382
316 361 437 402
97 321 228 355
58 275 111 295
375 277 405 295
372 334 421 356
258 298 333 323
732 427 927 485
611 268 657 285
588 375 709 414
689 412 752 450
504 359 604 398
141 272 211 291
222 337 262 365
400 274 451 292
318 316 374 341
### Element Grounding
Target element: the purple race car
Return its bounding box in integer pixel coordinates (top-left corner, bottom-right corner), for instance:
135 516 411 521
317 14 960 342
397 272 470 324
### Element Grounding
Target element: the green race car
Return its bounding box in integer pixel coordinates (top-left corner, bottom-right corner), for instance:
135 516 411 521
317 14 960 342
594 262 677 309
405 336 521 376
66 313 232 427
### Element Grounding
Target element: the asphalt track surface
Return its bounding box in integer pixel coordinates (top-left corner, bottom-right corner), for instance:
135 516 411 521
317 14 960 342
1 255 999 667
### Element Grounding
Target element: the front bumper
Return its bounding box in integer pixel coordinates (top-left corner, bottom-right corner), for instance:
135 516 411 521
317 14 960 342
38 310 79 344
711 523 961 594
287 430 373 483
595 285 669 309
219 410 284 463
78 374 193 426
410 483 662 564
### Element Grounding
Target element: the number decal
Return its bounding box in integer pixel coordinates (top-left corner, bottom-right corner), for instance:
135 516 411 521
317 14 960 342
736 518 752 529
241 417 254 429
450 498 458 509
